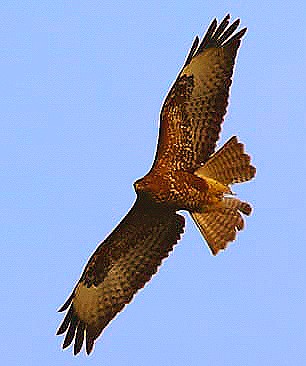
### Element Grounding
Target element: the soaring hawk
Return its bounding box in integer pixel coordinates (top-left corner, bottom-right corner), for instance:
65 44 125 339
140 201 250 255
57 15 256 355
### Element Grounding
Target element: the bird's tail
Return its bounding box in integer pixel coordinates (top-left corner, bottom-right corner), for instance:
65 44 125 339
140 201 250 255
191 136 255 255
195 136 256 185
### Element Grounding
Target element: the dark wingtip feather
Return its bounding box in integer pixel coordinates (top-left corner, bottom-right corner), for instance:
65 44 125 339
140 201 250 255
86 336 95 355
62 315 79 349
222 27 247 47
73 321 86 355
216 18 240 46
212 14 231 41
57 293 74 312
196 18 218 54
194 15 246 57
56 306 73 335
184 36 200 67
85 326 102 355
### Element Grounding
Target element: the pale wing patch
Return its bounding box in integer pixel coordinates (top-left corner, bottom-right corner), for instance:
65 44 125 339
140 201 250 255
73 284 100 326
154 17 247 172
57 201 185 355
183 48 227 96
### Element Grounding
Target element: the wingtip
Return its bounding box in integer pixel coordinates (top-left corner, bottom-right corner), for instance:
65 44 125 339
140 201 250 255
57 304 67 313
73 345 82 356
233 18 241 27
56 306 74 336
222 26 247 48
86 339 95 355
62 339 71 350
195 15 247 55
56 327 65 336
57 292 74 312
240 27 248 37
211 18 218 27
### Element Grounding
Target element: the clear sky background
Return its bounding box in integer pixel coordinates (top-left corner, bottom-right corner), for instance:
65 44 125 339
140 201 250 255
1 1 305 365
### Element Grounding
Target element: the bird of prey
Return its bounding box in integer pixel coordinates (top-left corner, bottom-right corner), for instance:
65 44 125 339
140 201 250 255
57 14 256 355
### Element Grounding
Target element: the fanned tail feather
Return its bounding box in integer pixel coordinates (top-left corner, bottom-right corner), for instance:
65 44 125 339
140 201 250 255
192 136 255 254
222 196 252 215
195 136 256 185
191 197 251 255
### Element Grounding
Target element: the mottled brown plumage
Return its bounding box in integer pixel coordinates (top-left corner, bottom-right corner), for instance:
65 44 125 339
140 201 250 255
57 15 255 355
57 197 184 355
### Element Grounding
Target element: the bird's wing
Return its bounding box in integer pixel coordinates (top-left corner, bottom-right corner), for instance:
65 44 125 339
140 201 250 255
151 15 246 173
56 196 185 355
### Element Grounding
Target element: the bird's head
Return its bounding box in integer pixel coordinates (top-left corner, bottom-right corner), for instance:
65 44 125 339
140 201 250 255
133 176 158 195
133 177 149 192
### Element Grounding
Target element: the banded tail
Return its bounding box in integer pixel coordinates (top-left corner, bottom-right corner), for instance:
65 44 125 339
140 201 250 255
191 136 256 255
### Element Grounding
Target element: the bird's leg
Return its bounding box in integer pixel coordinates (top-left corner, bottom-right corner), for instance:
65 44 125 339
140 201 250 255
203 177 232 205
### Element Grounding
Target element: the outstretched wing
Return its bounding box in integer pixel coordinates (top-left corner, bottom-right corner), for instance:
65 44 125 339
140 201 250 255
152 15 247 173
57 195 185 355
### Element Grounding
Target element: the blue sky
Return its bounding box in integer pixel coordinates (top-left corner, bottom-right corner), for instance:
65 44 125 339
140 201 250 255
1 1 305 365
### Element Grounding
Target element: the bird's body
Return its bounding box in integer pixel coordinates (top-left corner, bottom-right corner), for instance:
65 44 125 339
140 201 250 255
57 15 256 355
135 170 209 211
135 170 230 211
